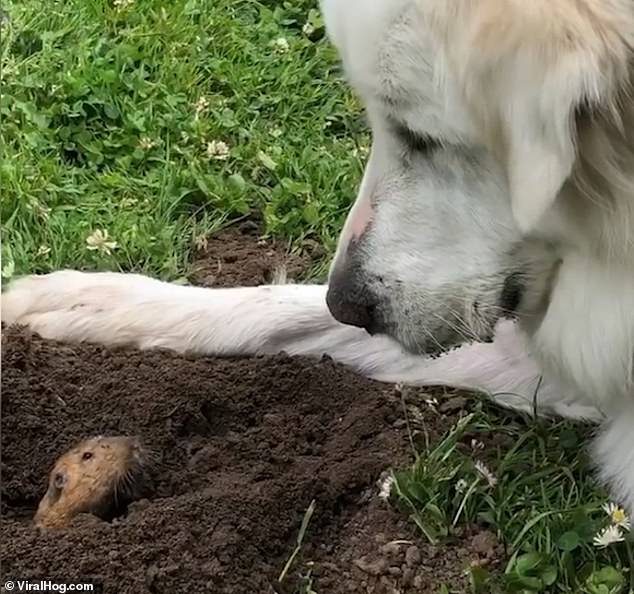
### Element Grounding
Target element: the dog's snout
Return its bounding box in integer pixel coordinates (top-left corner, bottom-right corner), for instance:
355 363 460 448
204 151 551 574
326 270 378 333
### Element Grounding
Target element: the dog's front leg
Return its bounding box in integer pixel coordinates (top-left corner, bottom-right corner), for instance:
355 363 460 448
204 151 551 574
1 271 405 366
0 271 441 379
0 271 429 381
1 271 600 420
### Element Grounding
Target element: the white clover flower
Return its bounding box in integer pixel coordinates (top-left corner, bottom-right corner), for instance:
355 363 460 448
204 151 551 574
194 96 209 115
273 37 290 53
206 140 230 160
378 474 394 500
30 203 51 220
86 230 117 255
474 460 497 488
113 0 134 10
138 136 157 150
194 234 208 251
603 502 631 531
351 144 370 159
593 525 625 548
302 22 315 36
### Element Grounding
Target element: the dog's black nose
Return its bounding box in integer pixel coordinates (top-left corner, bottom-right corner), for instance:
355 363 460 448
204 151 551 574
327 291 375 330
326 272 378 332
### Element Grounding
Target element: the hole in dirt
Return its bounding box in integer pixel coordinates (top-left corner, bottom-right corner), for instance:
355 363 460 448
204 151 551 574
2 503 37 522
200 400 229 423
182 400 233 437
94 458 159 525
2 493 39 511
98 499 134 524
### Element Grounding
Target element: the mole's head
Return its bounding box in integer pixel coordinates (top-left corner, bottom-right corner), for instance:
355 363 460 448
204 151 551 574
35 436 153 529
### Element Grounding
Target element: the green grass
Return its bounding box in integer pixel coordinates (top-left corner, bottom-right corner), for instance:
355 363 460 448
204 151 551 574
1 0 367 280
2 1 632 592
391 399 634 593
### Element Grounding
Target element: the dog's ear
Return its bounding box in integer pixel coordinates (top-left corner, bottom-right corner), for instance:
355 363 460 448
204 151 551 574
492 47 616 234
454 3 633 235
502 72 580 234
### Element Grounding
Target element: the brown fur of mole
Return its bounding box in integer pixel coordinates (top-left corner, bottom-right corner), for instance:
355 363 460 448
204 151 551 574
34 436 152 529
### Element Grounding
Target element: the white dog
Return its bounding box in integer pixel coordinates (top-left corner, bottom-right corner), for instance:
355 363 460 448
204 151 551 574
3 0 634 510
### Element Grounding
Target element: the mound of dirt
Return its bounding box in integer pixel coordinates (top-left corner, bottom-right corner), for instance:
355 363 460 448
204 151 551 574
188 222 314 287
1 229 499 594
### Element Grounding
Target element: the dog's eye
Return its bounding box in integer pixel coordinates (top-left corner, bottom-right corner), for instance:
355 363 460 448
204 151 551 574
391 120 439 154
82 451 93 461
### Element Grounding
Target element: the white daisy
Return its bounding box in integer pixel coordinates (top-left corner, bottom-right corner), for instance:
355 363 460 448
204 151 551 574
593 525 625 548
474 460 497 488
603 502 631 531
455 479 468 494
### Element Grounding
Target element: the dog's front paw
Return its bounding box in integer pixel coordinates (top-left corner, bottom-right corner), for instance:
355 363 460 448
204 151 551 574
1 270 163 346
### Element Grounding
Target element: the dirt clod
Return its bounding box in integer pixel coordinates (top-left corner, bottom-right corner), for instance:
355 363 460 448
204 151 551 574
405 545 421 567
354 556 390 576
471 530 499 558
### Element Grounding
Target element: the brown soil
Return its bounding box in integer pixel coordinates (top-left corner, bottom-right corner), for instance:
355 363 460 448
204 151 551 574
188 221 315 287
1 229 500 594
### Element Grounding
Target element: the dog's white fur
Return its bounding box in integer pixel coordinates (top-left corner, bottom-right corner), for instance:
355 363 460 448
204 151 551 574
3 0 634 509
